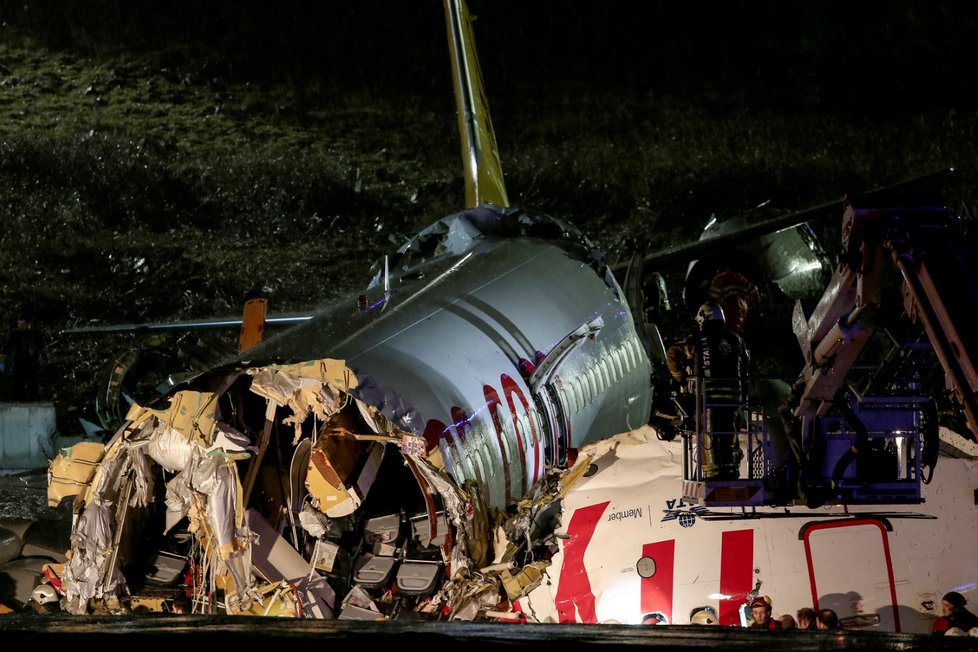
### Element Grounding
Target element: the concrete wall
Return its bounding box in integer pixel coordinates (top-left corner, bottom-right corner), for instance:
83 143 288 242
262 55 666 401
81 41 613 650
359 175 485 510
0 403 57 470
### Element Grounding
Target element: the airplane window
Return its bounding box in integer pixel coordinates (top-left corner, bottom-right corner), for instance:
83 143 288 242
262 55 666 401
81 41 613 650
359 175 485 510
585 368 597 403
572 380 583 413
559 386 574 415
447 438 466 477
515 412 529 450
498 407 514 462
625 339 639 370
597 358 609 390
621 340 633 370
473 443 488 485
611 348 624 381
525 413 540 450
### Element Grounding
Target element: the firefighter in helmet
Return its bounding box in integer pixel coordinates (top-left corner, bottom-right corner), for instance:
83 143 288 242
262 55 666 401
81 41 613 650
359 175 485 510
693 301 750 479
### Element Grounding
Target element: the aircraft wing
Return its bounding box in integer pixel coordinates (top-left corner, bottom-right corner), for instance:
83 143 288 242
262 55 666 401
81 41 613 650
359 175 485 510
613 167 956 277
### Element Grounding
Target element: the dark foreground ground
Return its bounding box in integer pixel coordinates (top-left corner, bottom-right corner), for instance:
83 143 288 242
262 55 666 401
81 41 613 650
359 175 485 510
2 613 976 651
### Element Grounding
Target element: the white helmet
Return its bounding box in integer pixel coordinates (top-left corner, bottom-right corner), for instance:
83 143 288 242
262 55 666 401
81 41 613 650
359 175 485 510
691 607 718 625
31 583 59 605
695 301 725 327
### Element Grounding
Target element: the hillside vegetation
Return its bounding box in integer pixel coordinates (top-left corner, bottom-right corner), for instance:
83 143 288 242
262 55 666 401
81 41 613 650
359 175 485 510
1 1 976 434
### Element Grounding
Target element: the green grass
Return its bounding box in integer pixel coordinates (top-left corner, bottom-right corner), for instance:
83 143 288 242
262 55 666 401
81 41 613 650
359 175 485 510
1 20 976 434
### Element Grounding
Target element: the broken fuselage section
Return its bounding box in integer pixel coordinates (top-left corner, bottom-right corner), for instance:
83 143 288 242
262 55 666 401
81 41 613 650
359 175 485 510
51 206 654 619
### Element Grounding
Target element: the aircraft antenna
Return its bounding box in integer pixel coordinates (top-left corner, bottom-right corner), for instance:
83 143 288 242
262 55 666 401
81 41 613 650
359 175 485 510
383 255 391 309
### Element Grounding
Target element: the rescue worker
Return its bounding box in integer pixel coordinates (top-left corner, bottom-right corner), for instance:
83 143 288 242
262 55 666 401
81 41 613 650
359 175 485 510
748 595 782 629
816 608 840 630
796 606 817 630
663 332 697 432
933 591 978 634
693 301 749 479
707 267 759 335
666 333 696 389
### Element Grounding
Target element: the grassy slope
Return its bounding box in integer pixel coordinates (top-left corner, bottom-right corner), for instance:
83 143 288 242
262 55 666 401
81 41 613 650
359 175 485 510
1 4 977 434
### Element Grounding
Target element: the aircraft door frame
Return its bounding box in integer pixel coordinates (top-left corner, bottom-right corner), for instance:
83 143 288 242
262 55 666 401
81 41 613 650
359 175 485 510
802 517 901 631
533 382 568 467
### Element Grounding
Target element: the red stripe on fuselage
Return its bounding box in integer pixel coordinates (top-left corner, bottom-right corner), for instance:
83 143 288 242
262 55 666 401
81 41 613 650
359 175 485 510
719 529 753 626
500 373 539 493
640 540 675 621
422 419 445 453
554 501 609 623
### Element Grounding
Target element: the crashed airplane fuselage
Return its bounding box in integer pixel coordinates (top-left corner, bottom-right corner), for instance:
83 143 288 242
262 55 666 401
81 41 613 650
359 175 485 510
52 206 653 618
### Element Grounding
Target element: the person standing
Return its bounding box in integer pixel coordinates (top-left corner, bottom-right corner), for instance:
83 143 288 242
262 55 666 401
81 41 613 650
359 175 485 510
1 313 46 401
796 606 817 630
933 591 978 634
748 596 782 629
816 608 840 630
707 267 760 335
693 301 750 479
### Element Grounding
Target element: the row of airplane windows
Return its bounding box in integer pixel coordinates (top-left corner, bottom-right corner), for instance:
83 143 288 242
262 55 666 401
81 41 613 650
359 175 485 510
559 338 642 415
442 338 645 502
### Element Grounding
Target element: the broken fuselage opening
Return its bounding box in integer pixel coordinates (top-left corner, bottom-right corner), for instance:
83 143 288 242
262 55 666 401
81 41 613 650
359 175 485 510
58 358 470 618
52 206 654 620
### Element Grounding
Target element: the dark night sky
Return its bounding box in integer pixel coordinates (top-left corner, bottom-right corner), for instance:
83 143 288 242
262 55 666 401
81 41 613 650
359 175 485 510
3 1 977 111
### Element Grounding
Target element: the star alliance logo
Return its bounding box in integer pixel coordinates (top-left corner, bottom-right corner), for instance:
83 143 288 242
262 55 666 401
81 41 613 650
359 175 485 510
661 499 709 528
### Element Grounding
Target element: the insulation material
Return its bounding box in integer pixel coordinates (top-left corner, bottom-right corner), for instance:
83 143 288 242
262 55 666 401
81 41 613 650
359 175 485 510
46 441 105 507
49 356 550 621
356 398 396 435
306 436 385 518
145 422 197 472
79 436 125 509
500 561 547 601
248 368 304 405
192 455 245 561
249 362 358 443
62 500 125 613
206 423 258 460
126 438 159 508
162 468 195 534
306 445 361 517
146 390 219 445
274 359 359 389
